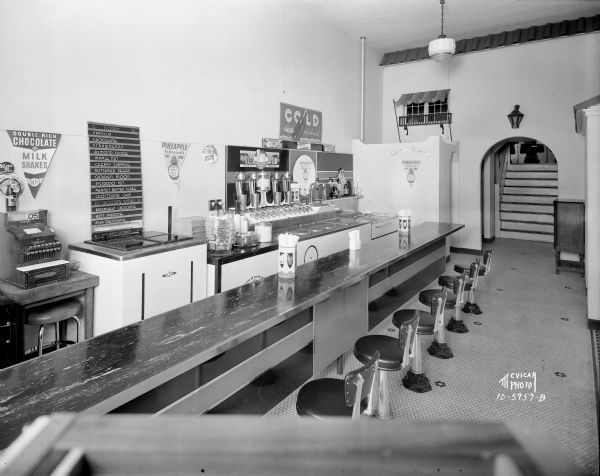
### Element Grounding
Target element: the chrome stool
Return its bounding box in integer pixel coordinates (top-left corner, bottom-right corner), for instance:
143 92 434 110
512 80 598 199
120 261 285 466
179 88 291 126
417 285 455 359
352 313 419 419
391 293 446 393
296 351 379 420
438 265 474 333
453 250 493 314
26 299 81 356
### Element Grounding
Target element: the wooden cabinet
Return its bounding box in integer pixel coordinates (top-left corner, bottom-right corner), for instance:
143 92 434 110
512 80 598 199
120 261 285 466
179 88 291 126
553 199 585 276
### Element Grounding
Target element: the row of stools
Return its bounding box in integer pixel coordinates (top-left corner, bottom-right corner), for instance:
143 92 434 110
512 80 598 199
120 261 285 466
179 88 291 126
296 249 493 419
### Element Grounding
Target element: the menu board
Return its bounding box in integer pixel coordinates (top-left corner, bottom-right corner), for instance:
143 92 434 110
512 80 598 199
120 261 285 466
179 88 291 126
88 122 143 236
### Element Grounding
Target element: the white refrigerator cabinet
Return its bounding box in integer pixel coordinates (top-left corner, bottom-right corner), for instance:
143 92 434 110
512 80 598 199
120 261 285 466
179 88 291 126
70 244 207 336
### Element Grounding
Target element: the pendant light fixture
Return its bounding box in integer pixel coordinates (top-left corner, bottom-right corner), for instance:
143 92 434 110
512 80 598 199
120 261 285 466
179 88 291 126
428 0 456 62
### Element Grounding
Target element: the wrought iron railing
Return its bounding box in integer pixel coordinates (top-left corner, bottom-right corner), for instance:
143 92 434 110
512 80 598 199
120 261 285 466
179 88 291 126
397 112 452 127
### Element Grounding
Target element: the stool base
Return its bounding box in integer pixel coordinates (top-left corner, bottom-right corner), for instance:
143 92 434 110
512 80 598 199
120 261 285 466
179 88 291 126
364 369 392 420
428 340 453 359
446 318 469 333
463 302 482 315
403 370 432 393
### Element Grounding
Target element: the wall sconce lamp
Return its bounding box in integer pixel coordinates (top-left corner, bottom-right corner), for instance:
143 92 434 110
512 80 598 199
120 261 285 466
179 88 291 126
508 105 524 128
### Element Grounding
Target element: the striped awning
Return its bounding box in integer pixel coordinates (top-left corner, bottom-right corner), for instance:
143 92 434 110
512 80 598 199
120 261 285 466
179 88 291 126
381 15 600 67
395 89 450 107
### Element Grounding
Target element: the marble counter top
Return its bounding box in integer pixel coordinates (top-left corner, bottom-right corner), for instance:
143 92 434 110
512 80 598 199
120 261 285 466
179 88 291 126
0 222 463 449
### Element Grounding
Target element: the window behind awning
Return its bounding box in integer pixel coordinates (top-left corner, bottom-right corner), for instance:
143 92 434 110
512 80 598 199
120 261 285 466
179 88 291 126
395 89 450 107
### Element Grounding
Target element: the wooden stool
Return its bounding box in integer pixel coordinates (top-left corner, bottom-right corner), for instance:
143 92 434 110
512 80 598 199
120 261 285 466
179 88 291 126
26 299 81 356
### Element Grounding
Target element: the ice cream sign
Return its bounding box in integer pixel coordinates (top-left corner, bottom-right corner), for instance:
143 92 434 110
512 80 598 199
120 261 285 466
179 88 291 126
6 130 61 198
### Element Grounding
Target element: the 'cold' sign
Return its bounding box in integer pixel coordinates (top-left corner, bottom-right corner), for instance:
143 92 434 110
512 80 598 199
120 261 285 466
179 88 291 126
279 102 322 143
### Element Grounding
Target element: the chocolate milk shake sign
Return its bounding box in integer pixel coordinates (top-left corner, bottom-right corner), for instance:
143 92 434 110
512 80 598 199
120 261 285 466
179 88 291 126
7 130 61 198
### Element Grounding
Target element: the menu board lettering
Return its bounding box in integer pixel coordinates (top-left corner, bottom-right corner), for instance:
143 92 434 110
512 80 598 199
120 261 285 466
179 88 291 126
88 122 143 234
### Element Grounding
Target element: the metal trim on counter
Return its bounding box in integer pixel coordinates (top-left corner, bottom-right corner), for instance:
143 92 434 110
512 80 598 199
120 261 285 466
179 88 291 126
68 237 207 261
0 222 463 449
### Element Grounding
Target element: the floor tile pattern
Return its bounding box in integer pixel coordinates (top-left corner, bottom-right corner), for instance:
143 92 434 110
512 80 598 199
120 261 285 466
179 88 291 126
266 238 598 475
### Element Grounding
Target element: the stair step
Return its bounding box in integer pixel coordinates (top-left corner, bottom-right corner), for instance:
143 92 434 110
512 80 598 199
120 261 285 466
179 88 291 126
502 195 556 204
503 186 558 196
500 220 554 233
505 171 558 179
504 178 558 187
500 211 554 223
500 229 554 243
506 163 558 171
500 203 554 213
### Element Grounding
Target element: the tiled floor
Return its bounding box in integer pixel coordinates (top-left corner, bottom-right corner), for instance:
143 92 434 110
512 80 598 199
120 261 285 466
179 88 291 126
267 238 599 476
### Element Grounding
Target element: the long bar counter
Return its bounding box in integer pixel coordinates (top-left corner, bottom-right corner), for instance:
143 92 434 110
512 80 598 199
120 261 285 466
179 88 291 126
0 222 463 449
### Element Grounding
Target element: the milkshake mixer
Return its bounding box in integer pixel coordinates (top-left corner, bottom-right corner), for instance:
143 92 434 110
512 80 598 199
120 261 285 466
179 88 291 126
281 172 292 204
256 171 271 208
249 173 259 208
234 172 259 209
235 172 247 210
271 173 282 206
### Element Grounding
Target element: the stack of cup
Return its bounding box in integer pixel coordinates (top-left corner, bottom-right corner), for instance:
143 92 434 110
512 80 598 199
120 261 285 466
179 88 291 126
399 209 412 235
278 233 299 277
349 230 361 250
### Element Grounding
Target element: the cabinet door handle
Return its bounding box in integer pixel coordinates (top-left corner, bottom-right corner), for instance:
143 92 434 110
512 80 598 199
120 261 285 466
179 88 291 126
161 271 177 278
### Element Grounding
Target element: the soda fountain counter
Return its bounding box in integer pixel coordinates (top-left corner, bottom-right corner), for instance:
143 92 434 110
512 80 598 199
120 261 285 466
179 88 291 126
0 221 462 450
197 207 398 295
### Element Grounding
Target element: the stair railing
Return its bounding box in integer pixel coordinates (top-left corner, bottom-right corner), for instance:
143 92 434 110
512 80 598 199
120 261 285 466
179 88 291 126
498 151 510 199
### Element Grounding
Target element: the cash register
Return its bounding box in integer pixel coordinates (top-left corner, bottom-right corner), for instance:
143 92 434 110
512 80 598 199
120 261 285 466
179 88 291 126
0 209 68 288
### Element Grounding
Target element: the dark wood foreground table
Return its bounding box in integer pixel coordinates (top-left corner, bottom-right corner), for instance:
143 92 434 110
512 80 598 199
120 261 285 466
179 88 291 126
0 223 462 449
0 414 580 475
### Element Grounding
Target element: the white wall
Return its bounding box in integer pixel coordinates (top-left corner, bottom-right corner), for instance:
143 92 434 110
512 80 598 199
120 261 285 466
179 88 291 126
0 0 382 248
353 136 453 224
382 32 600 250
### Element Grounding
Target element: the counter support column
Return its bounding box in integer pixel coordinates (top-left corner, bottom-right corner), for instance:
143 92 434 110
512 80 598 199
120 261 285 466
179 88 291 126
584 105 600 322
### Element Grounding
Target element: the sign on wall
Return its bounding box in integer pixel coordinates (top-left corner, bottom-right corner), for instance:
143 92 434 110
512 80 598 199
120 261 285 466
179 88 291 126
401 159 420 186
162 142 189 188
6 130 61 198
279 102 322 143
87 121 143 234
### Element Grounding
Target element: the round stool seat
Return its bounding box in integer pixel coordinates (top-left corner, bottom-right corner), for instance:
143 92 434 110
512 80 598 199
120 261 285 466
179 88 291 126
439 274 473 291
454 264 485 276
354 335 403 370
419 289 456 308
26 300 81 326
392 309 434 335
296 378 356 418
438 274 454 288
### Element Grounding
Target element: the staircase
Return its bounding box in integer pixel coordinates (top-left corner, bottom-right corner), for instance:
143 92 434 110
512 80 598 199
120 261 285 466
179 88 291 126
499 163 557 242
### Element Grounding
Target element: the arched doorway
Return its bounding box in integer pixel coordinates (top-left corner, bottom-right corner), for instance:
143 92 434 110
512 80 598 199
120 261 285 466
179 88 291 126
480 137 557 243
